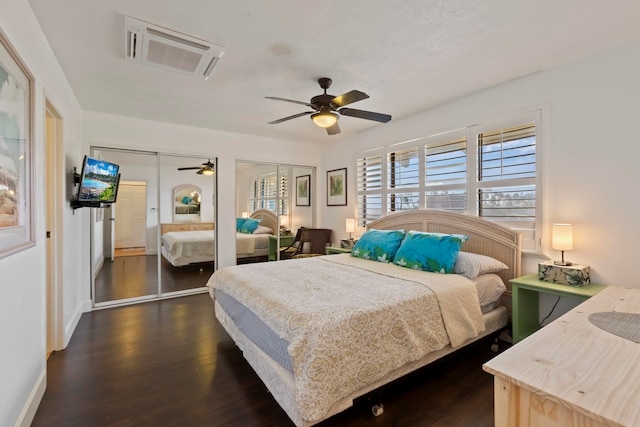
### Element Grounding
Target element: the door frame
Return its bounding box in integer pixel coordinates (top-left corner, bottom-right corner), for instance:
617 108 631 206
45 98 64 353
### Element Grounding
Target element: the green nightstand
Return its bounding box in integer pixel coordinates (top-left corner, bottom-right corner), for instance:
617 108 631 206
268 235 295 261
325 246 352 255
510 274 607 344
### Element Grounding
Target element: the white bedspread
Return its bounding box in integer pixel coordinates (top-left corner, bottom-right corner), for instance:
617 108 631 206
162 230 214 260
235 232 256 255
208 254 484 422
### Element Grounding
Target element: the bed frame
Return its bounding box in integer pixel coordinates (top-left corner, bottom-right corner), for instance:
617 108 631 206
214 209 521 426
248 208 278 234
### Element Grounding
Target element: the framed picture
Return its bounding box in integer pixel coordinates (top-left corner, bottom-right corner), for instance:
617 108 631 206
0 30 34 259
295 174 311 206
327 168 347 206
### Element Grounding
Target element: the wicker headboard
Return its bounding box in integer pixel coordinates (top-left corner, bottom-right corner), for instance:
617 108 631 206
250 209 278 235
367 209 522 285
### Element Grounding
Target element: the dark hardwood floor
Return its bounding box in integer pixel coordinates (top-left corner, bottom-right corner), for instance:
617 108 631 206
94 255 214 302
32 293 506 427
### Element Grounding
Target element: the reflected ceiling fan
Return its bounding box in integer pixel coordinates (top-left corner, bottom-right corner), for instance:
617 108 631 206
265 77 392 135
177 159 215 175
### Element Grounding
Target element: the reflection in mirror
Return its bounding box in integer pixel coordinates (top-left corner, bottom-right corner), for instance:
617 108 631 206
173 184 201 222
90 149 218 307
159 155 217 295
236 161 315 264
92 148 159 305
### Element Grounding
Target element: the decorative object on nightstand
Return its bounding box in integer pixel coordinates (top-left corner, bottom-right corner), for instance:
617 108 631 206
279 215 291 236
538 223 590 286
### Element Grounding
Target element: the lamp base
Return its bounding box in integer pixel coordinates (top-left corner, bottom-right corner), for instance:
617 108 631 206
553 260 573 266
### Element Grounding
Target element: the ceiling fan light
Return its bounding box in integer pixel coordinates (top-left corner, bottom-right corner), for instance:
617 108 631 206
202 168 214 175
311 111 338 128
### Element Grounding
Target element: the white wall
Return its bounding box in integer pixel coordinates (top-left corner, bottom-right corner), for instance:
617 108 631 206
0 1 85 426
320 40 640 289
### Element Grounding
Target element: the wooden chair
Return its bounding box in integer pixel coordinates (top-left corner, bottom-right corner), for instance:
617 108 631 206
291 228 332 259
279 227 305 260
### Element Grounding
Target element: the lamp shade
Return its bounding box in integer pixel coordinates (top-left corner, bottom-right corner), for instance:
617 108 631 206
552 224 573 251
241 211 249 219
311 111 338 128
345 218 356 234
279 215 289 227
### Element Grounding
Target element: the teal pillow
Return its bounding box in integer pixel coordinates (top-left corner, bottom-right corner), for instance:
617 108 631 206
393 231 469 273
351 229 406 263
236 217 246 231
238 217 260 234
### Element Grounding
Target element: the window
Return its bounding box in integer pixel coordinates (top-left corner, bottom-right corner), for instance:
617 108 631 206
249 172 289 215
356 111 541 251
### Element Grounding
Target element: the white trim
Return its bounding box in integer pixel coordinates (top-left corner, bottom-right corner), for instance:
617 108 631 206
13 369 46 427
64 302 85 348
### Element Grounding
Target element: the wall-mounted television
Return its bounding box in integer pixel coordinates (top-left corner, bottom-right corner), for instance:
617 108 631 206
71 156 121 208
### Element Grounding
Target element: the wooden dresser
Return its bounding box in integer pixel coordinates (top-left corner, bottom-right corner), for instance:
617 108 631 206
483 285 640 427
160 222 214 234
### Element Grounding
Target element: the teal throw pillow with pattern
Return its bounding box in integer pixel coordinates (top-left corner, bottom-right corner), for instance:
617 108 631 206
393 231 469 273
351 229 406 263
238 217 260 234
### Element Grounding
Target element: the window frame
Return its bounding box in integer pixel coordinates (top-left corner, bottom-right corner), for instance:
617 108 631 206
356 110 542 252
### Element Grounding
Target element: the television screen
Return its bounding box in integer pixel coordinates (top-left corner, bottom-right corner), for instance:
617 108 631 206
76 156 120 203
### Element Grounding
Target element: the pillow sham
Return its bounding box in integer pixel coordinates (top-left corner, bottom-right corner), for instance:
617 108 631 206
236 217 246 231
471 273 506 314
393 231 469 273
454 251 508 279
238 218 260 234
252 225 273 235
351 229 406 263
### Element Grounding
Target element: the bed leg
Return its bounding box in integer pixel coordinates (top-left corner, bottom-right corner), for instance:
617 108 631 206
491 336 500 352
371 403 384 417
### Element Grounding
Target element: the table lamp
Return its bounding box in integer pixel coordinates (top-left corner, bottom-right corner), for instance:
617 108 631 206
552 224 573 266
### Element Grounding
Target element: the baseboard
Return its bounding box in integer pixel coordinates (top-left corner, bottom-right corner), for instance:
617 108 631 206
14 368 46 427
63 300 86 348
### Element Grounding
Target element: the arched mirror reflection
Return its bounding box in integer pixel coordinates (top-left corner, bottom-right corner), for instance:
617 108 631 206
236 161 315 264
172 184 202 223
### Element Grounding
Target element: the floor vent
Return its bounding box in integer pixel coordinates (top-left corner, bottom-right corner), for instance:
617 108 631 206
125 16 225 80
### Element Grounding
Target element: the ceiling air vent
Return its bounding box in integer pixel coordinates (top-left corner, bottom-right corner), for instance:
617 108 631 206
125 16 225 80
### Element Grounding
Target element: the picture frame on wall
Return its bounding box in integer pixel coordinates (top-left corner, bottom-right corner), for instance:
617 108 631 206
296 174 311 206
0 29 35 259
326 168 347 206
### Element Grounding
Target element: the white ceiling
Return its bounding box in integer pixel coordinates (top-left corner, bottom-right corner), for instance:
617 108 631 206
27 0 640 144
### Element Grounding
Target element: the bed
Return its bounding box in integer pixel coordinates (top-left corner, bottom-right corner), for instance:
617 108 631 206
206 209 521 426
161 209 278 267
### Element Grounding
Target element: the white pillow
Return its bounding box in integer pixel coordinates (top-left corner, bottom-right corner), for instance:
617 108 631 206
471 273 506 314
252 225 273 235
454 251 508 279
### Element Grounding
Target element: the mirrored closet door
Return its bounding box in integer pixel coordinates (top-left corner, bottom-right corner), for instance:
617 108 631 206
91 147 217 307
236 161 315 264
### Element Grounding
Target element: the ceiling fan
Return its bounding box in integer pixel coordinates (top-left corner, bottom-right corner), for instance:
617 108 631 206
177 159 215 175
265 77 392 135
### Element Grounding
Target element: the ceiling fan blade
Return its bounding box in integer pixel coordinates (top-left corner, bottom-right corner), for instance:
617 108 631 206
326 122 341 135
331 90 369 108
268 111 313 124
339 108 392 123
177 166 202 170
265 97 313 107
